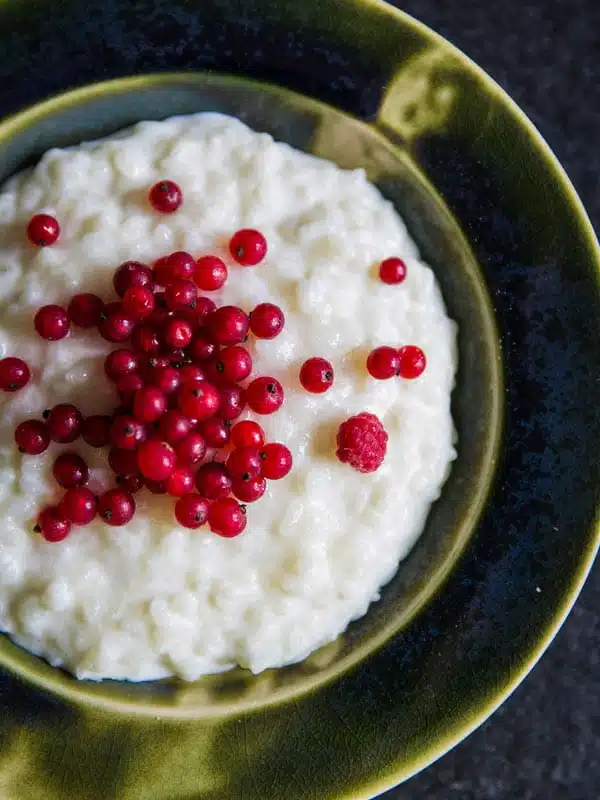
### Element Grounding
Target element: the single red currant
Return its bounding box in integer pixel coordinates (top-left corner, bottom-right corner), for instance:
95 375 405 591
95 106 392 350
81 415 112 448
218 383 247 421
195 462 232 500
148 365 181 395
34 305 70 341
145 479 168 494
230 420 265 449
27 213 60 247
163 317 193 349
165 279 197 311
52 452 89 488
133 386 167 423
229 229 267 266
154 251 195 285
174 431 207 466
68 293 104 328
113 261 155 297
366 346 400 380
194 255 228 291
178 363 205 388
137 439 176 481
246 377 284 415
166 465 195 497
110 415 147 450
227 446 262 482
59 487 97 525
98 488 136 526
174 493 210 529
158 410 191 444
45 404 82 443
108 447 139 477
299 358 334 394
215 345 252 383
98 302 135 343
189 329 218 362
249 303 285 339
149 180 183 214
259 443 293 480
104 349 139 382
208 497 247 537
36 506 70 541
116 373 145 406
178 382 220 421
232 476 266 503
379 257 407 285
206 305 249 346
0 357 30 392
122 286 155 321
132 323 163 354
197 418 230 449
193 296 217 319
14 419 50 455
397 345 427 379
117 474 145 494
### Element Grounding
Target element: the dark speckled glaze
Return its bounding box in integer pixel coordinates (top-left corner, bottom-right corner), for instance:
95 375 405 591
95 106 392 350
0 2 598 799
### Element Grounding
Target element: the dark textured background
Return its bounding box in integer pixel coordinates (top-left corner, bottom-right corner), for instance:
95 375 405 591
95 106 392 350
385 2 600 798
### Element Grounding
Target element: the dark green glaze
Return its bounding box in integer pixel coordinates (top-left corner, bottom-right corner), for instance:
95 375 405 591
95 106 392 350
0 2 597 799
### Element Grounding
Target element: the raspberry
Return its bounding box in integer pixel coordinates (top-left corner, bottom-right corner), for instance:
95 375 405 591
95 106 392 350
335 412 388 473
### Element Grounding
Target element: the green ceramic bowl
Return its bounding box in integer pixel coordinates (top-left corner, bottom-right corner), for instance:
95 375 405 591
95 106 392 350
0 1 598 798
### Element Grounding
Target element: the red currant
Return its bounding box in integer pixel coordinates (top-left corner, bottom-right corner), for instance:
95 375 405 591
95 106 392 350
189 329 218 362
116 373 145 406
195 462 232 500
259 442 293 479
132 323 162 354
117 474 144 494
0 357 30 392
113 260 155 297
166 465 195 497
178 382 220 421
232 476 266 503
230 420 265 449
174 493 209 529
379 257 407 285
246 377 284 415
81 415 111 448
137 439 176 481
145 479 168 494
68 293 104 328
104 349 139 382
14 419 50 455
36 506 70 541
193 296 217 319
149 180 183 214
197 418 230 449
108 447 139 477
27 213 60 247
122 286 155 321
163 317 193 349
227 446 261 482
59 487 97 525
148 365 181 395
34 305 69 340
110 415 147 450
397 345 427 379
154 251 195 285
229 229 267 266
52 452 89 488
45 404 82 443
194 255 228 291
218 383 247 421
206 306 249 346
165 279 197 311
98 488 136 526
215 345 252 383
158 410 191 444
174 432 207 466
299 358 334 393
178 363 205 388
133 387 167 423
249 303 285 339
98 302 135 343
208 497 247 537
367 346 400 380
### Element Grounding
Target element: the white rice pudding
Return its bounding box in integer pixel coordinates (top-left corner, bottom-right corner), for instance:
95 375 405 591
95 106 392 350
0 113 457 681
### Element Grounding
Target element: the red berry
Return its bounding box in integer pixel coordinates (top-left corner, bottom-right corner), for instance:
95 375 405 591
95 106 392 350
336 412 388 473
116 373 145 405
218 382 247 421
113 261 155 297
174 493 209 529
81 415 111 448
366 346 400 380
14 419 50 455
379 257 407 285
0 357 30 392
163 317 193 349
148 365 181 395
174 432 207 466
208 497 247 537
137 439 176 481
195 462 232 500
197 418 230 449
68 293 104 328
215 345 252 383
226 446 261 482
163 348 188 368
299 358 334 394
108 447 139 477
193 296 217 319
165 279 197 311
110 415 147 450
98 488 136 526
122 286 155 321
230 420 265 449
104 349 139 382
27 213 60 247
260 442 293 480
206 306 249 346
117 474 144 494
145 479 168 494
229 229 267 266
249 303 285 339
178 382 220 421
36 506 70 541
133 387 167 423
98 303 135 343
232 476 266 503
147 298 172 328
149 180 183 214
189 329 218 362
60 487 97 525
132 323 162 354
158 410 191 444
397 345 426 379
34 304 69 340
194 255 228 291
166 466 195 497
154 251 195 285
52 452 89 488
178 363 205 388
246 377 284 415
45 404 82 443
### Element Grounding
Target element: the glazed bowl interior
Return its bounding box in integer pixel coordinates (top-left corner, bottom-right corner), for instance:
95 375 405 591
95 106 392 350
0 73 501 716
